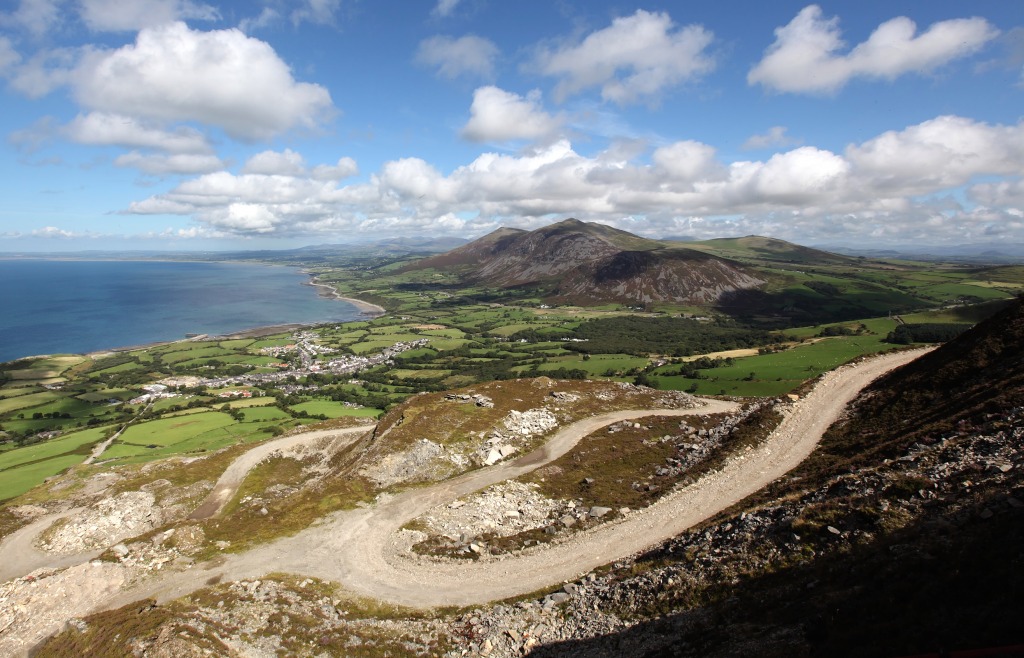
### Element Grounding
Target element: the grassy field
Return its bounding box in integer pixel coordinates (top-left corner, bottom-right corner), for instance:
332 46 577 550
98 411 289 462
654 335 896 397
290 399 382 418
0 390 62 414
0 426 113 499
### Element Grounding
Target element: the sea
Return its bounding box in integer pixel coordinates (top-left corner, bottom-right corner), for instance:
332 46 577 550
0 259 363 363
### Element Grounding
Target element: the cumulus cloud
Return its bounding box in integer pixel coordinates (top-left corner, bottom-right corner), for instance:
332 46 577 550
311 157 358 181
73 22 333 140
78 0 218 32
742 126 801 150
534 9 715 104
416 35 498 79
64 112 212 153
124 115 1024 246
846 115 1024 194
749 5 999 94
461 86 564 143
432 0 460 18
243 149 307 176
114 151 225 175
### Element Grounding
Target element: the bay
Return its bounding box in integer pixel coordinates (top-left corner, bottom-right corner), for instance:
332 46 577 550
0 260 362 363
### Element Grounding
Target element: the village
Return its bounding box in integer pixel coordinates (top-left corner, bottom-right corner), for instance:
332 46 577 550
128 333 430 405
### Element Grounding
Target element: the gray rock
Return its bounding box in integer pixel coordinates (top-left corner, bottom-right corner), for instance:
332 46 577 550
590 506 613 518
484 448 503 466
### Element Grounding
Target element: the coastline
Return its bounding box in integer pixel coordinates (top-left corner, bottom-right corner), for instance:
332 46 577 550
2 263 387 365
303 276 386 317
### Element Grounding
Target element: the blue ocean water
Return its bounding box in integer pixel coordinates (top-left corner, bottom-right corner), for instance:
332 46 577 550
0 260 362 363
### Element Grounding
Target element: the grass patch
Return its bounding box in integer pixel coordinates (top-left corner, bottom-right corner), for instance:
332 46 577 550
290 400 382 418
0 390 60 414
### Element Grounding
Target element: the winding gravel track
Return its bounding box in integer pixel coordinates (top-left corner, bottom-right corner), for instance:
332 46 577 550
110 347 929 610
0 426 371 585
188 425 372 520
0 510 102 583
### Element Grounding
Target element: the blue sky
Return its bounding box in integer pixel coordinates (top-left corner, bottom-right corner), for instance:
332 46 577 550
0 0 1021 251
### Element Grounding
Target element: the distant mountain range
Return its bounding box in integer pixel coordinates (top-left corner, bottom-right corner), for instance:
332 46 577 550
821 242 1024 263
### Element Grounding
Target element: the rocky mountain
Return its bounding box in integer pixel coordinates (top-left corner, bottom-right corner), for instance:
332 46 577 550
409 219 764 305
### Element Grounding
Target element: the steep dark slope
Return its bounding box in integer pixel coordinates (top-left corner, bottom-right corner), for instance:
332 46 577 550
818 297 1024 469
533 300 1024 657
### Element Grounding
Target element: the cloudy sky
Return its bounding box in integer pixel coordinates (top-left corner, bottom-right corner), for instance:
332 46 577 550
0 0 1021 251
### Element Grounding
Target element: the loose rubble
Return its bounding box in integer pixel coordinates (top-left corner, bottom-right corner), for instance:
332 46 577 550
420 481 564 543
37 491 164 555
360 438 455 488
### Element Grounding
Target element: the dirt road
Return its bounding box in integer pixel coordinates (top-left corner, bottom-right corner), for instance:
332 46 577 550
107 347 929 610
0 510 102 584
188 425 371 519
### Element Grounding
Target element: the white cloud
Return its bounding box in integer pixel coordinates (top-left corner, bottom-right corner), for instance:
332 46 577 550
1 0 63 37
969 178 1024 208
416 35 498 79
73 22 333 140
290 0 340 26
114 151 225 175
461 86 564 143
78 0 218 31
846 115 1024 194
243 149 307 176
7 47 78 98
742 126 801 150
312 157 358 181
432 0 460 18
124 115 1024 246
652 141 721 182
64 112 212 153
0 36 20 74
749 5 999 94
32 226 80 238
239 7 279 33
534 10 715 104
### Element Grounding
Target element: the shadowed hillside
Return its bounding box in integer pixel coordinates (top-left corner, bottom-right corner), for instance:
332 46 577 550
530 299 1024 657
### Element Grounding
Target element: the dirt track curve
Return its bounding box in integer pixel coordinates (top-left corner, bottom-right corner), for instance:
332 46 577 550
189 425 371 520
105 348 929 611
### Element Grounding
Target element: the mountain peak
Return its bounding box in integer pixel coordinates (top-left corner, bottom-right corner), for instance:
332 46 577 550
410 218 764 305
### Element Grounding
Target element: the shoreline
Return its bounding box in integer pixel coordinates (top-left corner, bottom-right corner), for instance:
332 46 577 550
2 268 387 365
303 275 386 317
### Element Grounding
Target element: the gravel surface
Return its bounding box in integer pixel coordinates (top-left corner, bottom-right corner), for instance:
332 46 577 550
4 348 929 646
134 349 928 609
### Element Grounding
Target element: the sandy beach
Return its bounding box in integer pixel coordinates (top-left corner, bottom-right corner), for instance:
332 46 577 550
304 277 386 316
